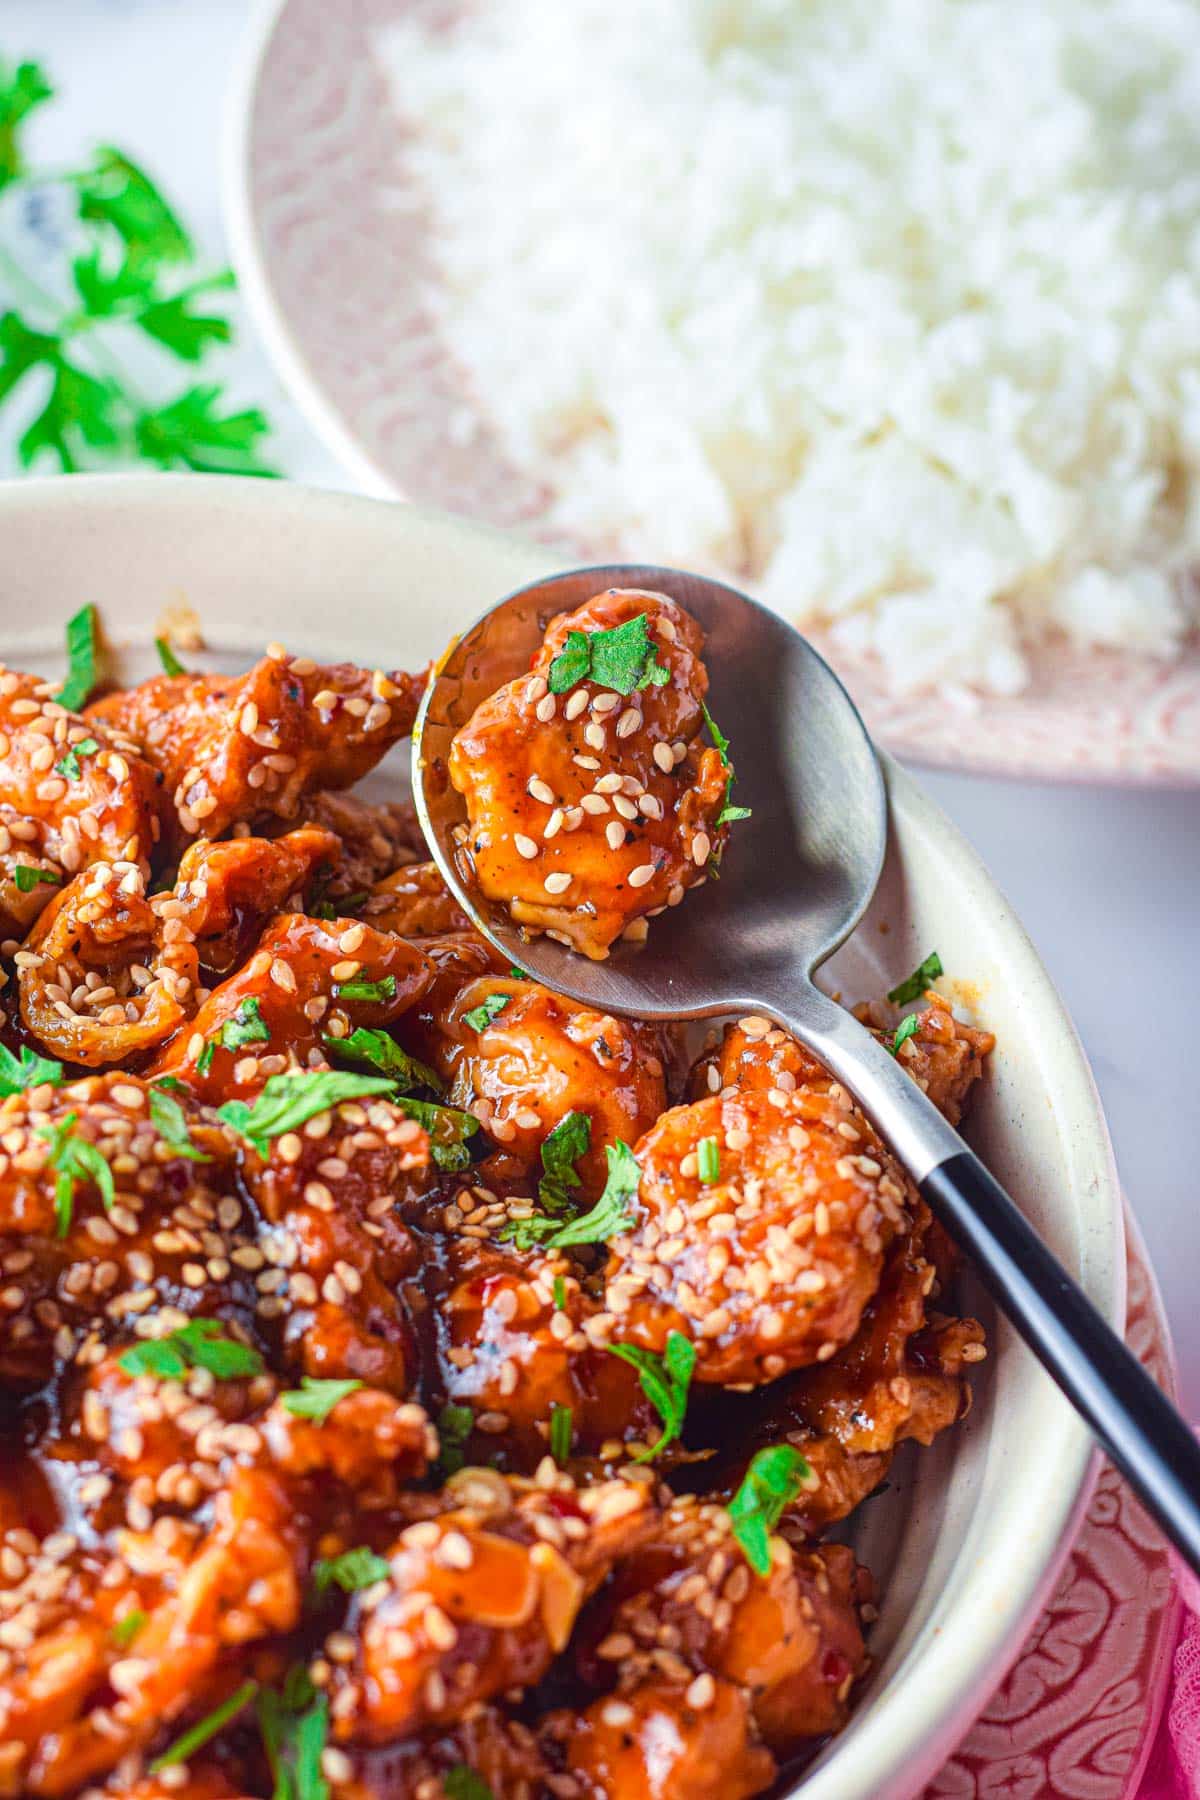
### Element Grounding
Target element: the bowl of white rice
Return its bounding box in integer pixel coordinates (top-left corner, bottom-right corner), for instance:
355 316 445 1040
225 0 1200 781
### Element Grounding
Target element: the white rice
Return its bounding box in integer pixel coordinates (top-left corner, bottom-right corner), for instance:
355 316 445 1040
377 0 1200 694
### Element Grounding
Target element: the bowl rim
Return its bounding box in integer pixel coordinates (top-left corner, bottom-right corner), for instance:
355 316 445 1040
0 471 1126 1798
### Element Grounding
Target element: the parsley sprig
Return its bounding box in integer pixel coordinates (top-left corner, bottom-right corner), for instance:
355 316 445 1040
547 613 671 696
118 1318 263 1383
324 1025 443 1095
887 951 943 1007
0 62 275 475
37 1112 113 1236
0 1042 62 1094
281 1377 363 1423
312 1547 391 1596
196 995 270 1073
538 1110 591 1213
728 1444 811 1576
606 1330 696 1462
462 992 510 1032
502 1139 640 1251
217 1070 395 1155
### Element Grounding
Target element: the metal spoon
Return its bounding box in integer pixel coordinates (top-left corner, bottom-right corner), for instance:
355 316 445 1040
414 561 1200 1572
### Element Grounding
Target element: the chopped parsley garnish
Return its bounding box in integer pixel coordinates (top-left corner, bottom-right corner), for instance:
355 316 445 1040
149 1679 258 1772
55 602 102 711
118 1318 263 1383
718 802 753 824
37 1112 114 1237
443 1769 493 1800
0 1042 63 1094
890 1013 921 1057
281 1377 363 1422
257 1665 329 1800
696 1136 720 1184
324 1025 443 1094
312 888 368 921
887 952 943 1007
312 1547 391 1595
538 1110 591 1213
394 1095 480 1172
606 1329 696 1463
728 1444 811 1576
552 1275 567 1312
701 701 751 835
436 1402 474 1475
701 701 730 764
148 1085 209 1162
197 995 271 1071
508 965 525 980
549 1402 573 1467
54 735 99 780
111 1608 147 1647
462 992 511 1032
13 864 61 893
334 973 397 1004
218 1070 396 1155
154 635 187 676
503 1139 641 1251
547 613 671 696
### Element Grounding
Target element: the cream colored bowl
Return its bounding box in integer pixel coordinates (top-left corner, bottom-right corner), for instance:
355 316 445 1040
0 475 1123 1800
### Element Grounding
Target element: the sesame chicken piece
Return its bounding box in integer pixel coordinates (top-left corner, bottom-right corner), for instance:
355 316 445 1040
431 1242 649 1465
862 987 995 1126
149 913 432 1102
448 589 728 959
411 974 666 1194
261 1385 435 1493
554 1675 775 1800
86 650 426 854
362 860 473 939
16 830 339 1067
293 788 427 894
325 1473 657 1743
578 1499 869 1755
605 1085 910 1386
322 1706 550 1800
0 667 166 943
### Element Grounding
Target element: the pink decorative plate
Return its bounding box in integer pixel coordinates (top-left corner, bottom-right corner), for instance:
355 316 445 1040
225 0 1200 785
926 1212 1179 1799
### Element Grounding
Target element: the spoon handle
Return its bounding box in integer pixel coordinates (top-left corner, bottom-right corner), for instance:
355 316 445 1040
773 989 1200 1574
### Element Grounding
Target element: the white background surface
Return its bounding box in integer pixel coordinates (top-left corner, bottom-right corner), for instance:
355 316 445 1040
5 0 1200 1410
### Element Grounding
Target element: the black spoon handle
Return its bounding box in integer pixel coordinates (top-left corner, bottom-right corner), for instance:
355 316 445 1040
775 988 1200 1574
922 1148 1200 1571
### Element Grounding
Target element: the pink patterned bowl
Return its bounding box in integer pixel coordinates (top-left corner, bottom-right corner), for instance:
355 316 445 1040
0 473 1127 1800
223 0 1200 786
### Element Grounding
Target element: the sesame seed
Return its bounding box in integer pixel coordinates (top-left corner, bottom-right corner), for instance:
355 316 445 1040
580 793 609 815
615 707 641 738
584 722 606 751
612 794 637 820
544 871 572 896
514 834 539 860
563 691 589 720
628 862 655 889
544 807 565 840
536 695 557 723
691 832 711 865
605 821 626 851
528 777 556 804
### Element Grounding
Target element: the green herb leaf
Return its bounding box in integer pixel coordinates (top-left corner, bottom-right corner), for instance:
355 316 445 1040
111 1608 146 1648
890 1013 921 1057
717 803 752 824
728 1444 811 1577
56 602 102 710
393 1095 480 1172
701 701 730 765
606 1330 696 1462
37 1112 114 1237
547 613 670 696
436 1402 474 1476
553 1275 567 1312
443 1769 493 1800
696 1136 720 1184
54 736 100 781
199 995 271 1075
0 61 53 188
502 1138 640 1251
71 248 157 318
13 863 60 893
539 1110 591 1213
0 1043 63 1094
281 1377 363 1423
549 1402 573 1467
508 965 526 980
77 148 192 265
218 1070 396 1155
312 1547 391 1596
312 889 368 921
462 993 510 1032
19 354 121 472
257 1666 329 1800
325 1025 443 1095
135 384 276 477
118 1318 263 1383
333 974 397 1005
887 952 944 1007
154 636 186 677
149 1679 258 1773
137 275 235 363
149 1085 210 1162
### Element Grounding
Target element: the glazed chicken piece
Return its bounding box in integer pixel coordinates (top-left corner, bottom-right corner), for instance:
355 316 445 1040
324 1471 657 1743
409 972 666 1194
332 1707 551 1800
604 1081 910 1386
16 830 337 1067
576 1497 869 1756
149 912 432 1102
553 1675 774 1800
429 1240 650 1465
0 666 167 948
87 649 426 853
295 789 427 895
448 589 728 959
363 860 473 940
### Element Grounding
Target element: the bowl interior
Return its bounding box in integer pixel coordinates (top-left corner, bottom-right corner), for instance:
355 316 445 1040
0 475 1123 1799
